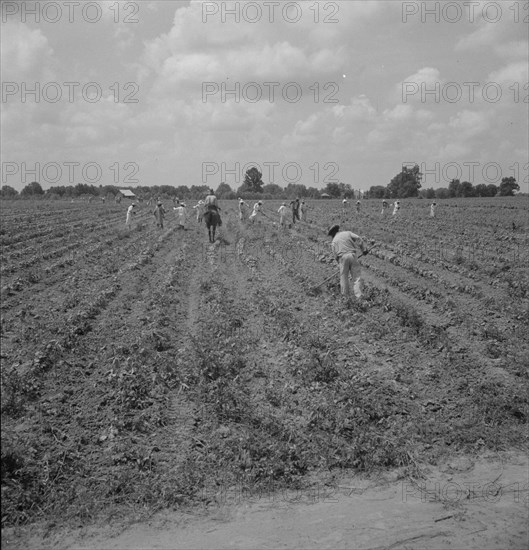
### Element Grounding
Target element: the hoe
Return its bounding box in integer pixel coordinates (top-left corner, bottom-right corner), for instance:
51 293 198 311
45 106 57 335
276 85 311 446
311 245 377 291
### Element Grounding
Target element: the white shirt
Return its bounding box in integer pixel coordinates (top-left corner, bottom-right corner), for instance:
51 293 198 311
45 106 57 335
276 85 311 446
331 231 365 259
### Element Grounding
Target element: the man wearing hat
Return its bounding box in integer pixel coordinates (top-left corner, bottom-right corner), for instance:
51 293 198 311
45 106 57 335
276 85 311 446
125 203 136 229
430 201 437 218
289 198 300 225
300 200 308 222
174 202 187 229
193 200 205 223
238 197 250 221
204 188 222 225
342 198 348 217
153 201 166 229
328 224 368 298
249 200 263 223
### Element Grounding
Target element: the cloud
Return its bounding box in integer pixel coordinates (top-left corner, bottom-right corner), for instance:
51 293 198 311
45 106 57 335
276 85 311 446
0 22 56 81
397 67 443 104
488 61 529 86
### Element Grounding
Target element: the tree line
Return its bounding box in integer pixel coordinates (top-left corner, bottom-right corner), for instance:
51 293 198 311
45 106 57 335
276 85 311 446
0 165 521 200
368 165 520 199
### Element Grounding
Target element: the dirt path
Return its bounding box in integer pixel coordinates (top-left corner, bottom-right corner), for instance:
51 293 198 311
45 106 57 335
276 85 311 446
4 452 527 549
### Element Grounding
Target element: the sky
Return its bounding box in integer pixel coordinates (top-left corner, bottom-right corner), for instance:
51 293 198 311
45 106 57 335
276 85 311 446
1 0 528 193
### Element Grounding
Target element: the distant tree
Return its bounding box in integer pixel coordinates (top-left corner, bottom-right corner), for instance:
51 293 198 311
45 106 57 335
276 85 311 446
460 181 475 197
474 183 488 197
498 177 520 196
448 179 462 198
325 182 354 198
285 183 308 198
387 165 422 198
189 185 210 199
341 183 355 199
175 185 190 197
159 185 176 196
435 188 450 199
100 184 119 197
475 183 498 197
262 183 283 196
0 185 18 198
486 183 498 197
424 187 436 199
21 181 44 197
306 186 321 199
324 182 341 197
238 167 264 195
368 185 387 199
74 183 98 197
216 182 234 199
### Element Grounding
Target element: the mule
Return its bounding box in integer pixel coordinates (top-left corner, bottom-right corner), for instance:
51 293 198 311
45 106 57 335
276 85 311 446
204 208 222 243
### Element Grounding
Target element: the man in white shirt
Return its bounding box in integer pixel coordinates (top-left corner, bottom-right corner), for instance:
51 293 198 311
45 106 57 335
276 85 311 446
125 203 136 229
249 201 262 223
300 200 307 221
430 202 437 218
238 197 250 220
277 202 288 228
193 200 205 223
174 203 187 229
328 225 367 298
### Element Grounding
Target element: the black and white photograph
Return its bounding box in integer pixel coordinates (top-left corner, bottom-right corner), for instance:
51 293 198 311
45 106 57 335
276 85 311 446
1 1 528 548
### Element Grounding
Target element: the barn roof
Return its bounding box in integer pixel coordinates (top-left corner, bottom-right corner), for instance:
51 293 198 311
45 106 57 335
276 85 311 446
119 189 136 198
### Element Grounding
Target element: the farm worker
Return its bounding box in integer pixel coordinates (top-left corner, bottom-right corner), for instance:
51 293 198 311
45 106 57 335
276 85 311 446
430 202 437 218
204 189 222 226
278 202 289 227
356 200 361 213
193 200 205 223
125 203 136 229
300 200 307 221
342 198 348 216
249 201 263 223
153 202 166 229
238 197 250 220
290 198 300 225
174 203 187 229
392 200 400 216
381 199 389 215
328 224 368 298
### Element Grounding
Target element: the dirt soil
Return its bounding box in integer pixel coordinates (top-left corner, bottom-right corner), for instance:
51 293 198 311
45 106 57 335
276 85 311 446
1 199 528 549
3 452 528 549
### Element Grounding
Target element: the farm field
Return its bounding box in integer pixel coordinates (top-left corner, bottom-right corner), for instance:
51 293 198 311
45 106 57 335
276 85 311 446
1 197 528 548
